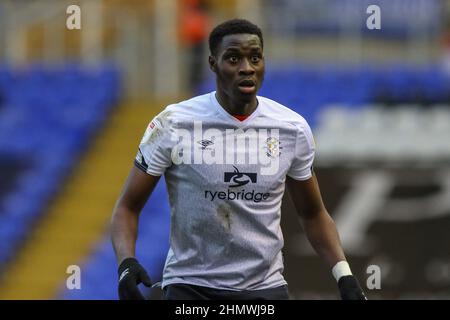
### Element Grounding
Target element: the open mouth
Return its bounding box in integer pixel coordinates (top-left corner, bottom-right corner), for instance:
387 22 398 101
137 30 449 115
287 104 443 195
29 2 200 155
238 79 256 94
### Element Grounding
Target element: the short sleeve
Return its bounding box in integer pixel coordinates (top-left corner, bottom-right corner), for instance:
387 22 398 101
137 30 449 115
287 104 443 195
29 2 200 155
134 109 174 176
287 120 316 181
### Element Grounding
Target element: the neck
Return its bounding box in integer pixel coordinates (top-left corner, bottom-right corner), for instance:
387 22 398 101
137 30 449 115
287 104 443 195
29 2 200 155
215 91 258 116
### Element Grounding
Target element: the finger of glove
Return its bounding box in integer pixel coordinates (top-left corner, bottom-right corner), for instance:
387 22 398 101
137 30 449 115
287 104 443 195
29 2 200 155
341 290 366 300
119 279 145 300
338 276 365 299
139 270 152 287
119 285 130 300
356 291 367 300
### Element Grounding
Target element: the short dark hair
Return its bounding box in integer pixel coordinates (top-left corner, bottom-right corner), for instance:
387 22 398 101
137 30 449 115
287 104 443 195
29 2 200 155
208 19 263 56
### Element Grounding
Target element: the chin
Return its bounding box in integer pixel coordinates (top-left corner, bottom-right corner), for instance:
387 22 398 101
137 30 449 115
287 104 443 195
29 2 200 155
238 94 254 104
236 90 257 101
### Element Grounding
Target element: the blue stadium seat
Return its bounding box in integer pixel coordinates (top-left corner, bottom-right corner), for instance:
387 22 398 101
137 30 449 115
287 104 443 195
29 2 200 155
58 178 170 299
0 63 121 269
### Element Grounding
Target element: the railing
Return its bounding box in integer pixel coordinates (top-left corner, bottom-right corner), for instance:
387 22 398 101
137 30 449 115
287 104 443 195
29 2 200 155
0 0 446 99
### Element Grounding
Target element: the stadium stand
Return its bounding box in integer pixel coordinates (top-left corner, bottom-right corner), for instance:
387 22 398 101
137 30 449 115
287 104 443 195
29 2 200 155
58 178 170 300
0 63 120 267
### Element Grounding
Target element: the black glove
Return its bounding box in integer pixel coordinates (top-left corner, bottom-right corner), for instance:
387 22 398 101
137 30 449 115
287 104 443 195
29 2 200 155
337 275 367 300
118 257 152 300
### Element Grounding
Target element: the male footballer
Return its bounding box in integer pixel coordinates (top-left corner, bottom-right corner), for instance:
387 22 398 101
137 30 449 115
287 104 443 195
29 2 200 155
111 19 366 300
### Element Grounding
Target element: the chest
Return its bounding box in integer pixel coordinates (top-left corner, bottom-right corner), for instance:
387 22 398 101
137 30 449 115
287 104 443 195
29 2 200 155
168 121 297 192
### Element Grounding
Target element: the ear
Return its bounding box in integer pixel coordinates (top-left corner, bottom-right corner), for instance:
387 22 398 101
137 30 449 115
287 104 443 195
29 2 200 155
208 55 217 73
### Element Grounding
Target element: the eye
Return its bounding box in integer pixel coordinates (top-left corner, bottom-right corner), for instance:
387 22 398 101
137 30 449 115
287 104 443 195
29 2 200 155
228 56 239 63
251 55 261 63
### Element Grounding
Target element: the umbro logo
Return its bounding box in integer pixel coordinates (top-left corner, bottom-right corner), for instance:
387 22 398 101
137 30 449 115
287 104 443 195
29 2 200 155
197 139 214 150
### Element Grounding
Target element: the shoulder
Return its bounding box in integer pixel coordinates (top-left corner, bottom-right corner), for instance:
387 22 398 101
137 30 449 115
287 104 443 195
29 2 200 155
257 95 312 134
164 92 215 118
149 92 215 128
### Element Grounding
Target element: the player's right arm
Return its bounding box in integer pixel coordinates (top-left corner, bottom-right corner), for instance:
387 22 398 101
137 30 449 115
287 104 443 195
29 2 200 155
110 165 161 300
111 109 173 263
110 165 160 264
110 109 174 299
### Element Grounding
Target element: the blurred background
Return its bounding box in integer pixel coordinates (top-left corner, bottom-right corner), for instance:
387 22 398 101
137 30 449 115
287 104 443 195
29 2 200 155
0 0 449 300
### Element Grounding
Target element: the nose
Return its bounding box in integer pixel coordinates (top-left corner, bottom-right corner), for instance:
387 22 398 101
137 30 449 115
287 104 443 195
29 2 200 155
238 58 255 75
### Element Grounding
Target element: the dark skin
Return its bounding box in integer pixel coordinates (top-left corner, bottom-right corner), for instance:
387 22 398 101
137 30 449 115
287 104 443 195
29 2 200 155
111 33 346 271
209 34 264 116
111 166 160 264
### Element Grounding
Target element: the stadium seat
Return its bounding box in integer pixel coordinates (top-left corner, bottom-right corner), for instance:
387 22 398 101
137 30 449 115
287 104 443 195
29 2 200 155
0 64 121 271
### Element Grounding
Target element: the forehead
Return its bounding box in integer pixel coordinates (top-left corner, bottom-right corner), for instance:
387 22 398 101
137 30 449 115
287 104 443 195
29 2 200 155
219 33 262 53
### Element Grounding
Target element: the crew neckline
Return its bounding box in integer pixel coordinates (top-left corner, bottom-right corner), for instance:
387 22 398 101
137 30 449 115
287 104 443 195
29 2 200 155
233 114 249 121
210 91 261 125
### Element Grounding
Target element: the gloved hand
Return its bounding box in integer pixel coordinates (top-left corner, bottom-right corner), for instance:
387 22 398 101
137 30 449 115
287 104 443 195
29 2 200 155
118 257 152 300
337 275 367 300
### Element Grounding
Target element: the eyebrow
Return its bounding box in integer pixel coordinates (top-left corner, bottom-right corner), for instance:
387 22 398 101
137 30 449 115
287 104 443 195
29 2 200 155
223 47 240 52
223 46 262 53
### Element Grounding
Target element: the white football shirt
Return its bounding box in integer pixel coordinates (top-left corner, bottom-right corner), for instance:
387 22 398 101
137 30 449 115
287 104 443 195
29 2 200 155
135 91 315 290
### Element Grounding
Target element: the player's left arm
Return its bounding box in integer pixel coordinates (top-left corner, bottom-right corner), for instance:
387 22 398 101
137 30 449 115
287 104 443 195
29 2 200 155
286 173 367 300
